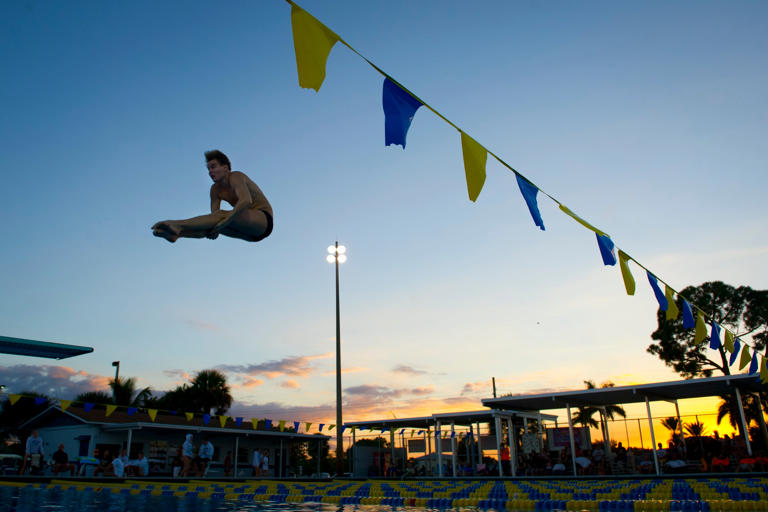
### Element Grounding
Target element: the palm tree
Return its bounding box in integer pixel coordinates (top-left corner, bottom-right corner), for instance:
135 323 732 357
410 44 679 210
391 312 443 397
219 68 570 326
684 419 708 437
75 391 113 404
190 369 232 415
576 380 626 446
109 377 152 407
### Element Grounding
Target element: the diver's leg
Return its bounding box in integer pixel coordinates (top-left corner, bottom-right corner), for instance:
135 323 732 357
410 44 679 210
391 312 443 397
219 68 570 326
152 212 229 242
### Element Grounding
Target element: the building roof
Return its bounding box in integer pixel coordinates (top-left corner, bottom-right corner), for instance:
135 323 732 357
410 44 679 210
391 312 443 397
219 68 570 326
0 335 94 360
345 409 558 431
481 373 767 411
23 405 329 440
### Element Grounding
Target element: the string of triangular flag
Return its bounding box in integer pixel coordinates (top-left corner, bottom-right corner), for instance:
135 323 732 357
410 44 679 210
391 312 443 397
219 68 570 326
285 0 767 382
1 391 474 438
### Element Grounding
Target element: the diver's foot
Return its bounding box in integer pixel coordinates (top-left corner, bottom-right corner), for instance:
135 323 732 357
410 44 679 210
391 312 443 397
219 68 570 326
152 222 179 243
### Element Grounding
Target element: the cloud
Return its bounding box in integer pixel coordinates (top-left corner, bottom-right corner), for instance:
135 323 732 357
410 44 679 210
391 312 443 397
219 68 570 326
0 364 110 398
240 378 264 389
345 384 435 401
392 365 427 376
218 353 332 379
280 380 300 389
184 318 220 332
461 381 490 396
163 369 191 381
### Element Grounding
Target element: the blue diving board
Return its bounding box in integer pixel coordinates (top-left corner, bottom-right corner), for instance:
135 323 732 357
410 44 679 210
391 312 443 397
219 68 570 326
0 335 94 360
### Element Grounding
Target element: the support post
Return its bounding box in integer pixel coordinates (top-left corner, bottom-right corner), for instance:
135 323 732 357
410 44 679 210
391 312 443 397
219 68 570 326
507 416 517 477
468 424 475 471
754 392 768 455
537 412 544 453
126 429 133 458
436 420 443 477
645 396 660 475
566 404 578 477
351 428 356 477
674 400 686 457
390 428 395 477
735 387 752 455
637 418 644 449
233 436 239 479
476 421 483 469
450 421 457 478
494 414 503 477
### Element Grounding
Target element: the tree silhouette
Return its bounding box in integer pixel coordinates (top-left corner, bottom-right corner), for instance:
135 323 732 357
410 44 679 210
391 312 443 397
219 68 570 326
190 369 232 415
109 377 152 407
647 282 767 378
684 419 708 437
75 391 113 404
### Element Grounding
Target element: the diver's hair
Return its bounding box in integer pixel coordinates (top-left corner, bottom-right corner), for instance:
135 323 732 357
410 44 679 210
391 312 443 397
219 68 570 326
205 150 231 170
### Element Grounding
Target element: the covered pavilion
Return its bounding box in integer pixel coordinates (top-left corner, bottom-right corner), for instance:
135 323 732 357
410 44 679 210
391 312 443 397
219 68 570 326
346 409 558 477
482 373 768 476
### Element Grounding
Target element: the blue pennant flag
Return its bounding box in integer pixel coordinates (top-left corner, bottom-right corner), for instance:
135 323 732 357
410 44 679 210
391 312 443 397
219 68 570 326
596 233 617 266
647 273 668 311
203 414 211 425
168 410 177 415
730 339 742 366
265 419 272 429
34 397 46 406
515 174 545 231
749 352 759 375
341 425 347 433
710 321 722 350
417 430 424 435
83 402 95 412
126 407 137 416
294 421 300 432
381 427 389 433
451 430 456 438
399 429 405 434
318 423 325 432
236 417 243 427
383 78 423 148
682 300 695 328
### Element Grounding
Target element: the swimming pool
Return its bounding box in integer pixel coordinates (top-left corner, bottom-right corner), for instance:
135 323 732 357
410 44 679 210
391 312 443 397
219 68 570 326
1 478 767 511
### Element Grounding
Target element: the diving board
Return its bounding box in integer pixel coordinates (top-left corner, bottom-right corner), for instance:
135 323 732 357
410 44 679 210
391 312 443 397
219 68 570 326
0 335 94 360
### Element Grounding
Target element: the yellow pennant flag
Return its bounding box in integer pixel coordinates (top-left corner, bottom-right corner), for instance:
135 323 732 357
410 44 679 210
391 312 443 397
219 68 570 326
558 204 605 236
105 404 118 417
251 418 259 430
279 420 286 432
9 394 21 405
289 2 340 92
760 356 768 384
185 412 194 422
724 330 735 353
664 286 679 321
219 416 228 428
460 132 487 202
147 409 158 422
328 424 336 431
60 400 72 411
694 312 707 344
740 346 751 370
618 251 635 295
305 422 312 432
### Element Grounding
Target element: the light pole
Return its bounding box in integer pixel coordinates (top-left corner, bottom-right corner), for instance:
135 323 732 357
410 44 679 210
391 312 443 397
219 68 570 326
326 242 347 476
111 361 120 401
